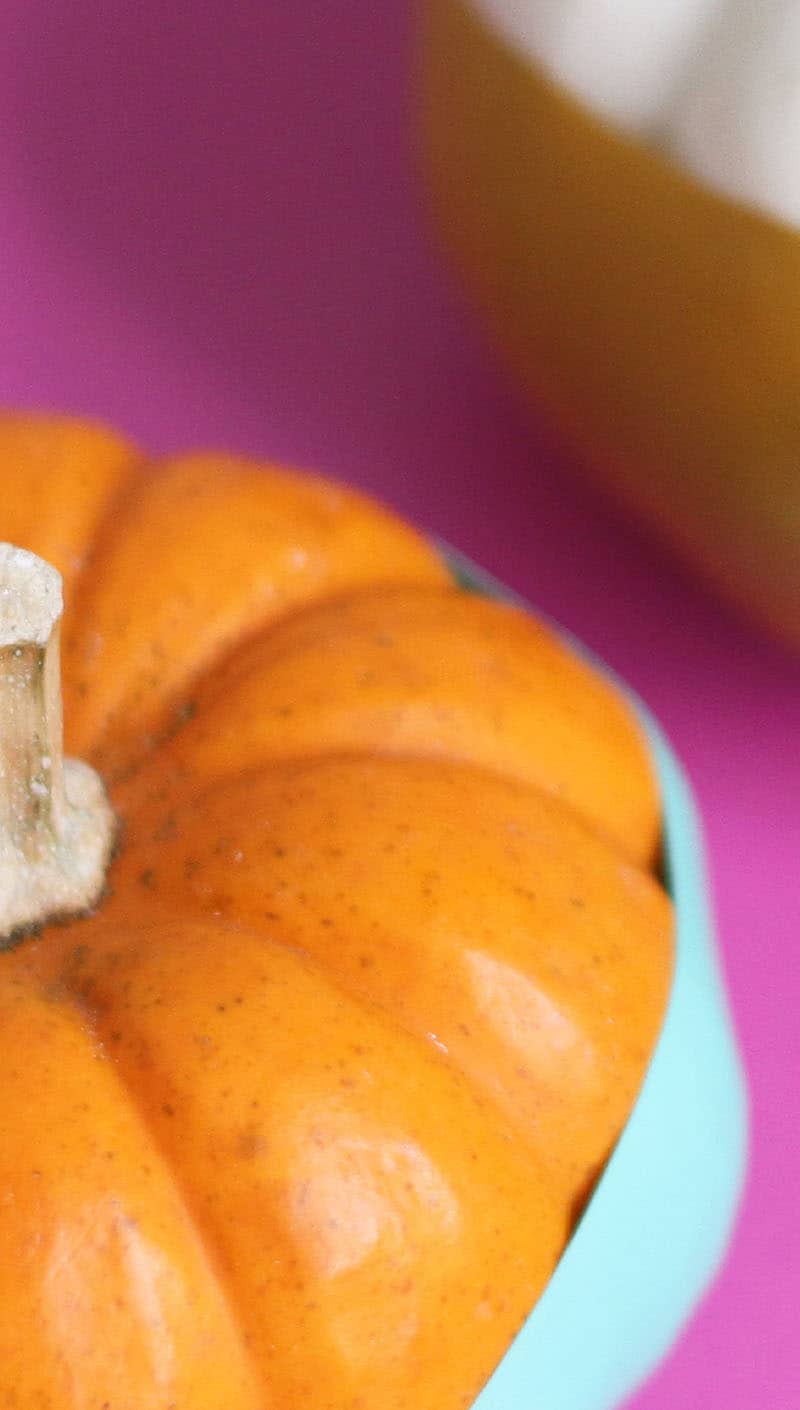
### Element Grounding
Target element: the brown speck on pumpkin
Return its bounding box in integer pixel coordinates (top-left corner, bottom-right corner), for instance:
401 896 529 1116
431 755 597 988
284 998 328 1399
237 1125 267 1160
175 698 197 725
154 813 177 843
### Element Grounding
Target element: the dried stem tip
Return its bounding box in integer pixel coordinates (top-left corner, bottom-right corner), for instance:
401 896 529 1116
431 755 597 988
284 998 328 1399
0 544 115 942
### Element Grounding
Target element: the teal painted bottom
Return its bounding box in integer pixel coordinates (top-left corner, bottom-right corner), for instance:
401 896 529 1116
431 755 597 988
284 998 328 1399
443 549 749 1410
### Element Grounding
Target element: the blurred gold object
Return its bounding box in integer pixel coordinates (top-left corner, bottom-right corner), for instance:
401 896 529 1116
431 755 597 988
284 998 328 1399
421 0 800 648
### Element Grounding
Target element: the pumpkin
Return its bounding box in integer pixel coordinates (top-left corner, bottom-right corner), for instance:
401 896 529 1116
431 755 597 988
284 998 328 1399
0 412 672 1410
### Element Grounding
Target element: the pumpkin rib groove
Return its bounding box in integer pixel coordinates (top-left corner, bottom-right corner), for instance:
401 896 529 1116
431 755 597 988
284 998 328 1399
83 821 531 1138
0 949 269 1407
68 788 560 1197
114 577 660 867
120 742 645 893
104 580 462 788
65 453 158 582
62 453 448 775
61 457 168 749
30 926 281 1405
0 413 143 601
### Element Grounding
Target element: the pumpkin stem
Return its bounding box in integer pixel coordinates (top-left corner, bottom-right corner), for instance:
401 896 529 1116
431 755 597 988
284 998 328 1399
0 544 115 943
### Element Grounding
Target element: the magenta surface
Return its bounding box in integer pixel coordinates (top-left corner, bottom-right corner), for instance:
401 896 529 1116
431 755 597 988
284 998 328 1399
1 3 798 1405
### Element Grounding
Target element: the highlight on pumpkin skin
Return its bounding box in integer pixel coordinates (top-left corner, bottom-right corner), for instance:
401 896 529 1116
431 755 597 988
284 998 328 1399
109 755 673 1204
0 957 267 1409
27 918 566 1410
120 582 660 866
61 453 449 777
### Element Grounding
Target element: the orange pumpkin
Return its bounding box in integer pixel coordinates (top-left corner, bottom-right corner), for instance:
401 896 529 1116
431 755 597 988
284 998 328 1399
0 413 672 1410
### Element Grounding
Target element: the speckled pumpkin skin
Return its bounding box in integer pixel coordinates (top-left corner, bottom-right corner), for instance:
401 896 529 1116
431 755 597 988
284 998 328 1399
0 414 672 1410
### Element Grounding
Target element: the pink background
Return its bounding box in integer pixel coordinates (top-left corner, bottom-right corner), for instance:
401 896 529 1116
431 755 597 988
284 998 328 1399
1 2 798 1404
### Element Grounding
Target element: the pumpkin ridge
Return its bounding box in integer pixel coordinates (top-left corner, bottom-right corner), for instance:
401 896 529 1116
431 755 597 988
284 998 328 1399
109 752 672 1201
42 915 565 1407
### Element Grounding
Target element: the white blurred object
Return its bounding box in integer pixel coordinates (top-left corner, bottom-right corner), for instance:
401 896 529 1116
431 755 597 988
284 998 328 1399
666 2 800 228
468 0 800 229
469 0 725 130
